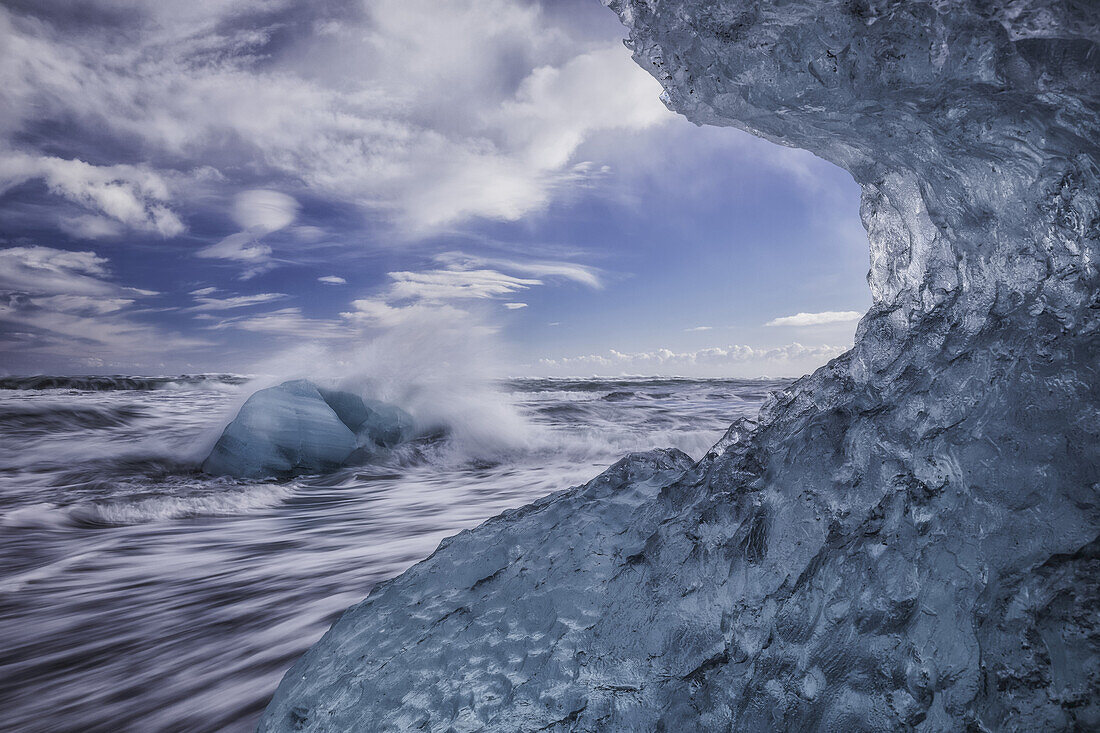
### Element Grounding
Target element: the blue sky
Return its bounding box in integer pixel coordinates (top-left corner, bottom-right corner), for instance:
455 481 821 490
0 0 868 377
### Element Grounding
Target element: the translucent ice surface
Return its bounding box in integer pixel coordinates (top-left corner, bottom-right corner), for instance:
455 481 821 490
262 1 1099 730
203 381 413 479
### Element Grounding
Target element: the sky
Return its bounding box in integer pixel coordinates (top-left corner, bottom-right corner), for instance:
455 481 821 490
0 0 869 378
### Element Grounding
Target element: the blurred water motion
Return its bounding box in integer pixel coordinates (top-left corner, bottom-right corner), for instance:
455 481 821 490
0 376 786 731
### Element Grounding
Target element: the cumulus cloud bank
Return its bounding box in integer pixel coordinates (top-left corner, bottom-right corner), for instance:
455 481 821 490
765 310 862 327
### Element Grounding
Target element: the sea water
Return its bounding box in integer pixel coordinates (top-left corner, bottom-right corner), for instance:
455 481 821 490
0 375 788 732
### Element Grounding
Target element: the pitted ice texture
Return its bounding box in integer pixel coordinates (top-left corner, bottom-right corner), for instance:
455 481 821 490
261 2 1099 730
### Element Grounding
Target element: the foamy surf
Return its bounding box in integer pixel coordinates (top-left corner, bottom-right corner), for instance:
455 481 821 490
1 485 294 528
70 484 295 526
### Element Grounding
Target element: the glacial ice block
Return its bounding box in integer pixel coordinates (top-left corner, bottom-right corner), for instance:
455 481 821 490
346 396 415 449
260 449 697 730
202 381 414 478
261 0 1099 730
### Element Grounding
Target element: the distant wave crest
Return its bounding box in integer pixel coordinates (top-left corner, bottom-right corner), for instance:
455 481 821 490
0 374 249 391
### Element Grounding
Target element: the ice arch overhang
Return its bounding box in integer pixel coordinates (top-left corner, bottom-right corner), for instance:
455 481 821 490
259 4 1100 731
607 0 1099 350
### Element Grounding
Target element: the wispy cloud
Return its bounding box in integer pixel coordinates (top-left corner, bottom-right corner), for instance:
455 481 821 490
342 253 596 328
232 190 298 232
765 311 862 327
206 307 347 339
58 214 125 240
197 190 299 276
0 246 113 296
685 326 713 332
188 292 287 312
434 252 602 289
318 275 346 285
0 245 200 368
387 269 541 302
341 299 474 330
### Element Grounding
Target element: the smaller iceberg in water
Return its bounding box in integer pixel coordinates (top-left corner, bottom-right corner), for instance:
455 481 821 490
202 380 414 478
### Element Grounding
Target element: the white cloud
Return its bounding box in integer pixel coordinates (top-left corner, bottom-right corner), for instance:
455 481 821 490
536 343 848 378
765 311 863 327
34 294 133 315
207 306 347 339
340 249 601 329
341 299 473 330
0 245 113 295
685 326 713 332
197 189 298 267
434 252 602 289
293 226 326 242
59 215 125 240
496 45 671 171
318 275 346 285
0 245 201 366
188 292 287 312
206 261 549 339
0 0 671 235
0 152 183 237
232 189 298 233
387 269 541 302
196 231 272 263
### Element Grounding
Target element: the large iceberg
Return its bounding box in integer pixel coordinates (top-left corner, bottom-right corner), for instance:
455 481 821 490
203 380 414 478
261 1 1099 730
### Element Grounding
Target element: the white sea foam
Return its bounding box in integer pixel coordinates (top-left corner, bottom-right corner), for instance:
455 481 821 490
231 311 538 463
67 484 295 526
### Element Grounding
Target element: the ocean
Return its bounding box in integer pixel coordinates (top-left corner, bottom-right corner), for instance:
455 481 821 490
0 375 790 732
